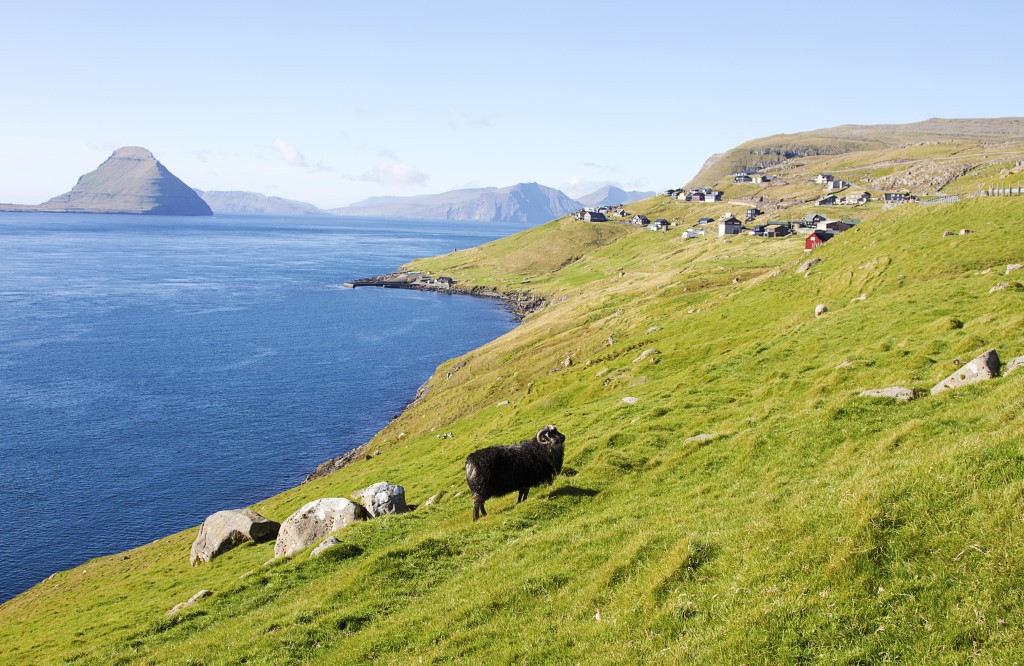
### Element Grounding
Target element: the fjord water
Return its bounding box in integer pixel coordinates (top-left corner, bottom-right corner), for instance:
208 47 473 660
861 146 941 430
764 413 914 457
0 213 523 603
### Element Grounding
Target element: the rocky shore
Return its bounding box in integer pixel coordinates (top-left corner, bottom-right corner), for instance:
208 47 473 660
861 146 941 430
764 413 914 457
346 272 546 318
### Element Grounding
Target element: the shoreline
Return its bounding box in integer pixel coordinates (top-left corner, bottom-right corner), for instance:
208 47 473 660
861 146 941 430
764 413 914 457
303 272 545 483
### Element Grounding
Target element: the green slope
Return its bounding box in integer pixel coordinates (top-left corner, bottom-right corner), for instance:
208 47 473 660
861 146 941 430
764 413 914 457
3 195 1024 663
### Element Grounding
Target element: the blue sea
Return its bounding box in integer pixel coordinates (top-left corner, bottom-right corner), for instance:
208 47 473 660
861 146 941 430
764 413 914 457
0 212 524 603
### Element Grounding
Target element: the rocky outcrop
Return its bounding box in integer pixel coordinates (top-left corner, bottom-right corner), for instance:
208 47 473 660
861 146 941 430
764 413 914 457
0 147 212 216
354 482 408 518
931 349 1001 395
190 509 280 566
859 387 916 401
274 498 368 558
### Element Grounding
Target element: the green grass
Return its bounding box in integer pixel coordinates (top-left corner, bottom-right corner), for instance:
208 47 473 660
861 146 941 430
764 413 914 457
3 197 1024 664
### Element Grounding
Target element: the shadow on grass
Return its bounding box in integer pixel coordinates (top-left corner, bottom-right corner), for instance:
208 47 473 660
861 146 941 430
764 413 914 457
548 485 599 499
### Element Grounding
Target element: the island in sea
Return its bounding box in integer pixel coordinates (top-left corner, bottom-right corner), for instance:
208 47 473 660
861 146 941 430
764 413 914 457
0 146 212 216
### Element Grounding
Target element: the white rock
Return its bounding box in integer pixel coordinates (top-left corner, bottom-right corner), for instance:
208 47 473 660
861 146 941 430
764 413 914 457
859 387 916 401
274 498 368 558
1006 264 1023 275
633 349 661 363
190 509 280 566
354 482 408 518
684 433 717 444
310 536 342 558
1005 355 1024 376
931 349 1001 395
167 589 212 616
621 396 639 404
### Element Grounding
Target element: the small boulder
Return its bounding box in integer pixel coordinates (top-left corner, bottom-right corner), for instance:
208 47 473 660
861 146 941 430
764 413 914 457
646 326 662 334
851 294 867 302
931 349 1001 395
1006 264 1023 275
274 498 368 558
355 482 408 518
796 258 820 274
815 304 828 318
990 282 1023 293
621 396 639 404
633 349 661 363
167 589 212 616
1005 356 1024 376
859 387 916 401
190 509 280 566
684 433 717 445
310 536 342 558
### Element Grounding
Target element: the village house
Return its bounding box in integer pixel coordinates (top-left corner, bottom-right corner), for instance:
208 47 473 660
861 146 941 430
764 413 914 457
584 211 607 222
682 228 700 239
745 207 762 220
826 179 851 191
818 219 853 232
842 191 871 205
804 213 828 226
718 214 743 237
750 174 770 183
734 174 753 183
616 209 629 217
805 230 833 251
816 195 839 206
631 214 650 226
436 276 455 288
815 173 834 185
651 219 670 232
697 217 714 225
884 192 915 202
763 222 792 237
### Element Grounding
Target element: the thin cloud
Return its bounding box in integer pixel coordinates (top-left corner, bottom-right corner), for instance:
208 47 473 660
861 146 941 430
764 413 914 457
361 160 429 186
272 139 307 167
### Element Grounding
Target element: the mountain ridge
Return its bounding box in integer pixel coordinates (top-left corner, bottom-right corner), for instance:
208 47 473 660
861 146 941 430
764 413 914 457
331 182 582 225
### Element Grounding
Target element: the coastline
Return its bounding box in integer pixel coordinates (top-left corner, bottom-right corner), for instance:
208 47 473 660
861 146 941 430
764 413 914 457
343 271 546 318
304 272 545 483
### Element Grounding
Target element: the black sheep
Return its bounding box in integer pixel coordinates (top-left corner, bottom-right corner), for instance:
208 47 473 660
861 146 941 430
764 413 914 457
465 425 565 521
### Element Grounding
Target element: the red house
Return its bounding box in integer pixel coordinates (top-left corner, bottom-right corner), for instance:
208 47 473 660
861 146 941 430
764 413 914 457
805 230 833 251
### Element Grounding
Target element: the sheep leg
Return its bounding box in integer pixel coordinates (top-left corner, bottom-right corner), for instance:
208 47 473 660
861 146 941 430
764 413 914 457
517 488 529 504
473 495 486 521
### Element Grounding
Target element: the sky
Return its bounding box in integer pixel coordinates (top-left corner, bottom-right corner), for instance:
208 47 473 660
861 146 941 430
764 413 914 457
1 0 1021 209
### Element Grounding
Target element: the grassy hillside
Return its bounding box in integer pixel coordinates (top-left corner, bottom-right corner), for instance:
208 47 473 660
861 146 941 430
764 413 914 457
3 196 1024 663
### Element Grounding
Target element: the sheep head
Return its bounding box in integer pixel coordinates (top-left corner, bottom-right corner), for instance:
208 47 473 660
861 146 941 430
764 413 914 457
536 425 564 450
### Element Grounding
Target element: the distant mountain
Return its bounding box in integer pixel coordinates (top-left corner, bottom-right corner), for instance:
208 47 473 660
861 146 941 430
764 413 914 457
195 190 327 216
575 185 656 207
331 182 581 225
0 146 212 216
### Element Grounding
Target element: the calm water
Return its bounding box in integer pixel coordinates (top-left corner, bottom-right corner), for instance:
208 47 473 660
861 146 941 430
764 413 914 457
0 212 524 603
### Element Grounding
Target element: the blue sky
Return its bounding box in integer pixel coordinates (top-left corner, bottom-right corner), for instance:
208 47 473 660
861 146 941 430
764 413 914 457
1 0 1021 208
